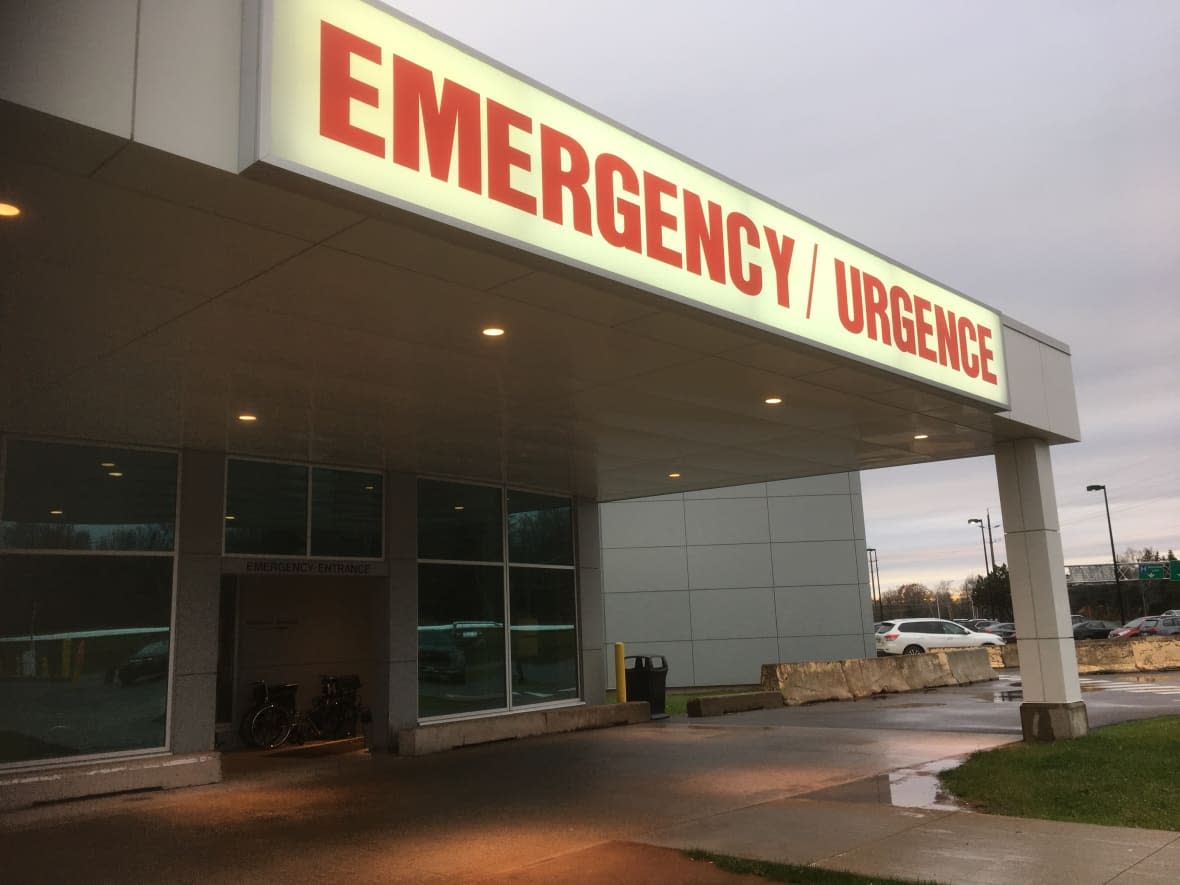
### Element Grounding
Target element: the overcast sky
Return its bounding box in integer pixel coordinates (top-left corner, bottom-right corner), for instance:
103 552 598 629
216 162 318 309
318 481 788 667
386 0 1179 591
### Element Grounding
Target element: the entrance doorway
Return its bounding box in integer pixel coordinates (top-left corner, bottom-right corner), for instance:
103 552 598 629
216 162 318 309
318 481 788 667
216 574 382 742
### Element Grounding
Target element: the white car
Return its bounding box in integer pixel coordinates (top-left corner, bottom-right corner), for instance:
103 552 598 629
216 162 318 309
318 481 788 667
876 617 1006 656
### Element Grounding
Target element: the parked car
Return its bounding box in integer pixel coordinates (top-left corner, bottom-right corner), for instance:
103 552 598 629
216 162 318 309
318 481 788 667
1139 616 1180 637
1073 619 1121 640
1071 614 1087 625
114 638 170 686
984 622 1017 642
875 618 1006 656
1109 617 1149 639
1161 610 1180 617
966 619 1001 632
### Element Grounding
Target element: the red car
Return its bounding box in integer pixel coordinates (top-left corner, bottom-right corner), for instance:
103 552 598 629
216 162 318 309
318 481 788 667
1108 617 1149 639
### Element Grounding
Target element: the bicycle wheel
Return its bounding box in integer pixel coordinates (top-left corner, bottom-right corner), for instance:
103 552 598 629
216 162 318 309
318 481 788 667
249 704 293 748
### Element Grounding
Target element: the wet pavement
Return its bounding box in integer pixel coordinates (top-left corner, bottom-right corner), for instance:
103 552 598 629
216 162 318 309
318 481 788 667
3 670 1179 884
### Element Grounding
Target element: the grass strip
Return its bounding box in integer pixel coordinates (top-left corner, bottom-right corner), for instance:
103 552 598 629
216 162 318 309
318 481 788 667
940 715 1180 830
683 850 942 884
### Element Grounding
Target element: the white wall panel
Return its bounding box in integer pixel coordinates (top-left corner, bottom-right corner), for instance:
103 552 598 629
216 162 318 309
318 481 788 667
135 0 243 171
602 546 689 593
693 638 779 686
774 585 865 637
600 500 687 548
778 634 868 663
772 539 859 586
605 591 692 643
684 497 770 545
0 0 138 136
689 589 777 640
768 494 854 542
766 474 850 496
687 544 774 590
601 472 872 687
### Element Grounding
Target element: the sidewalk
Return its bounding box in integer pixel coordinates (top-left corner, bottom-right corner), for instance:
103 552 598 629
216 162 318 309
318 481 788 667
3 709 1178 884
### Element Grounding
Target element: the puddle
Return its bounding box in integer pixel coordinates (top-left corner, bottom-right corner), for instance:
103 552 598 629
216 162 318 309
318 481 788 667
803 758 967 812
993 689 1023 702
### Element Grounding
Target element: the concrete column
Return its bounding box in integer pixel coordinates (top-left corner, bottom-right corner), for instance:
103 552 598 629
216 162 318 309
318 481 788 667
370 472 418 752
171 449 224 754
577 497 606 703
995 439 1088 741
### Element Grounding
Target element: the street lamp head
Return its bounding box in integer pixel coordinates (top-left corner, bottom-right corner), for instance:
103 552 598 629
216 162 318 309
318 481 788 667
1086 484 1105 492
967 518 982 526
866 547 876 553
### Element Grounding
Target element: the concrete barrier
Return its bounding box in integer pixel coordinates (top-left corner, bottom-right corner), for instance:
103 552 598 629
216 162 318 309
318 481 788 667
396 702 649 755
761 648 995 706
686 691 783 718
984 637 1180 675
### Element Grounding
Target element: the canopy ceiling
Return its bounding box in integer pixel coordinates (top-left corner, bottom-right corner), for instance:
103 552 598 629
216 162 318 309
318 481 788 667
1 102 1044 501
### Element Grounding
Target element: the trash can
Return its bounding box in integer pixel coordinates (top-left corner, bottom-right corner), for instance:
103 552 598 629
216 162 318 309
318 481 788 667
624 655 669 719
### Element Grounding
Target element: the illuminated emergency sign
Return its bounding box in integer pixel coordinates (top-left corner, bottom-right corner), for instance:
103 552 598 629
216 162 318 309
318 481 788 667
250 0 1008 407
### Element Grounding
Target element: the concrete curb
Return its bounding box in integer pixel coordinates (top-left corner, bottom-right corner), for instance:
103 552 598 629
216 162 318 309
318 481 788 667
396 702 650 755
0 751 221 811
686 691 783 717
761 649 995 705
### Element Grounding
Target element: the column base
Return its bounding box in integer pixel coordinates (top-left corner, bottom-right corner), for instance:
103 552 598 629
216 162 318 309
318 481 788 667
1020 701 1089 742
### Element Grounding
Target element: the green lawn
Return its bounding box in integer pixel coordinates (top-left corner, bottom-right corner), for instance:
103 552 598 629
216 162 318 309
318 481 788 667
940 715 1180 830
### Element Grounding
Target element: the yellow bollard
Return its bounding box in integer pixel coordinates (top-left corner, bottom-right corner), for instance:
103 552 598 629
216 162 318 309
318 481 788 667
614 641 627 703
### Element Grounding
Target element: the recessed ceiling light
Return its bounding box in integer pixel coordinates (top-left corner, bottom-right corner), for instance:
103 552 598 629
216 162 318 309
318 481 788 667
913 434 929 440
364 485 375 491
0 203 20 218
764 397 783 405
481 327 505 337
454 505 466 511
100 461 116 468
238 413 258 423
667 472 681 479
108 471 124 477
49 509 63 516
225 515 236 521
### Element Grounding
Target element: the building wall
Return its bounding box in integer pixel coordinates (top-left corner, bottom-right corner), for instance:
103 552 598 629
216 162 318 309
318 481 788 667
600 473 874 688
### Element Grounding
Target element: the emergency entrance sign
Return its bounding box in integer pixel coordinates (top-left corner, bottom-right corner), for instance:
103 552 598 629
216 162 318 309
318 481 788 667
248 0 1009 408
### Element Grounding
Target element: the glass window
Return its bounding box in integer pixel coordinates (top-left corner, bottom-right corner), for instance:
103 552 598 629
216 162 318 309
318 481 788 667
310 469 382 558
417 564 505 717
509 567 577 706
0 555 173 764
417 480 502 562
224 460 308 556
507 491 573 566
1 440 177 552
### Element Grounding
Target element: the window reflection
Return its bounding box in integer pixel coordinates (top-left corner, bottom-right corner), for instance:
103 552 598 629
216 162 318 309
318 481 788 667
310 468 382 558
224 460 308 555
510 568 578 706
417 480 502 562
417 564 505 717
507 491 573 565
0 556 172 763
0 441 176 552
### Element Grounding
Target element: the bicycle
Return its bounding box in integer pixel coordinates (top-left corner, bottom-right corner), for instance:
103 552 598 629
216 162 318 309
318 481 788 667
240 675 369 749
239 681 298 749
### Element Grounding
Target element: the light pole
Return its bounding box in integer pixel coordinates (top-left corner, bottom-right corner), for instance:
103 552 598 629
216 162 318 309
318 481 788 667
866 547 883 621
1087 484 1127 624
968 518 990 576
986 507 999 569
